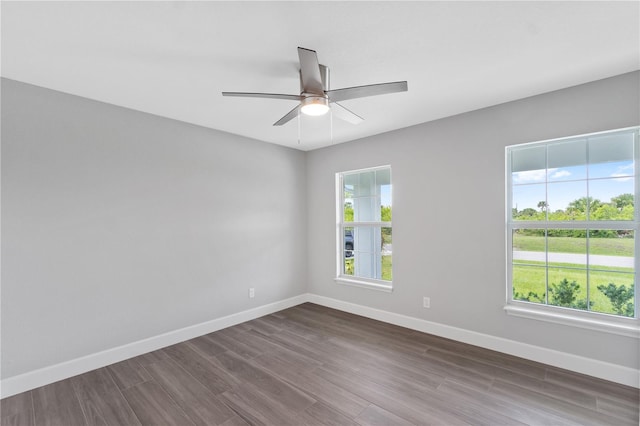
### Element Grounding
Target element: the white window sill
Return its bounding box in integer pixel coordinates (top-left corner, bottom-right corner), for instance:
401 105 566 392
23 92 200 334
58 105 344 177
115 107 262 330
335 276 393 293
504 303 640 338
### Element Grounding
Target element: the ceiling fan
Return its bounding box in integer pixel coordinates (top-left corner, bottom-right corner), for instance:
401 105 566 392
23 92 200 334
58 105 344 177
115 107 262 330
222 47 408 126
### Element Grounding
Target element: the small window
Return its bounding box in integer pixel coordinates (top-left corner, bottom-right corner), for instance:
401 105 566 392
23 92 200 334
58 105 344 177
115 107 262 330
336 166 392 291
506 128 639 333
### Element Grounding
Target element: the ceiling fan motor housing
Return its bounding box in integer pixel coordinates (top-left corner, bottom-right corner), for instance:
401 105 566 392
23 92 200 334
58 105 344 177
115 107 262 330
300 95 329 116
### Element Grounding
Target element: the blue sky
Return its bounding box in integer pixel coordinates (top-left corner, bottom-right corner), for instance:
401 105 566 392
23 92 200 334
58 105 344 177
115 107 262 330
381 185 392 207
512 161 634 212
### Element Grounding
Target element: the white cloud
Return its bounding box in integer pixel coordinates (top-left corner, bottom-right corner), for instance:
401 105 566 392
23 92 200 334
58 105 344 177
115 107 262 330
513 168 559 184
513 169 546 184
611 163 634 181
550 170 571 179
610 175 633 182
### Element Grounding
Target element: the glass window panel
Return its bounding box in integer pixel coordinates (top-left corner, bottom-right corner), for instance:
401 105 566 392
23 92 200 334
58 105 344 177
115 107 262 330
588 132 634 166
343 174 358 191
589 178 634 220
343 200 354 222
382 227 392 281
547 232 586 268
343 227 354 275
353 251 376 279
548 181 587 220
512 229 546 266
353 197 377 222
512 265 546 304
375 168 391 186
547 267 588 310
344 227 354 253
589 271 635 317
512 184 545 220
512 145 546 174
382 227 392 251
548 139 587 179
354 227 376 253
355 171 376 196
548 165 587 182
589 160 634 180
343 257 354 276
588 230 634 268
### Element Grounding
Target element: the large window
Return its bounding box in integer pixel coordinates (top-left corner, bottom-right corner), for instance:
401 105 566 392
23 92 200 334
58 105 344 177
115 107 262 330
506 128 639 334
336 166 392 290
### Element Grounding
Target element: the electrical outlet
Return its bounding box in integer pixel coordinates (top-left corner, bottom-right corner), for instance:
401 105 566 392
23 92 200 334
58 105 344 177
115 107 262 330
423 297 430 308
249 288 255 298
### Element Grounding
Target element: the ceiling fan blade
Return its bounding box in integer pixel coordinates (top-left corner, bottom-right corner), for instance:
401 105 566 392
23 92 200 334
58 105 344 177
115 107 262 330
273 105 301 126
331 102 364 125
298 47 324 95
222 92 302 101
327 81 408 103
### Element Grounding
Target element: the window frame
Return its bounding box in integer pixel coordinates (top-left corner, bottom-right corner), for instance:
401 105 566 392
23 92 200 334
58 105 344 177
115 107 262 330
336 165 393 292
505 127 640 338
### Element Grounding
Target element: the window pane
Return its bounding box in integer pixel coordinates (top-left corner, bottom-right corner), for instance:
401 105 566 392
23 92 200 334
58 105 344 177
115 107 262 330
343 227 354 275
589 178 634 221
355 171 375 196
348 226 389 281
548 181 587 220
512 184 545 220
512 229 546 266
343 200 354 222
352 226 382 280
375 168 391 187
588 230 634 266
548 232 586 268
590 271 635 317
548 139 587 181
548 267 588 310
512 265 546 304
382 227 392 281
512 145 546 174
588 132 634 179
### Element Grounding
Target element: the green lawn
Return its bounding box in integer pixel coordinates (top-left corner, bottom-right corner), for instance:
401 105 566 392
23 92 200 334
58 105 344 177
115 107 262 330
343 255 392 281
513 234 634 257
513 262 634 316
382 255 392 281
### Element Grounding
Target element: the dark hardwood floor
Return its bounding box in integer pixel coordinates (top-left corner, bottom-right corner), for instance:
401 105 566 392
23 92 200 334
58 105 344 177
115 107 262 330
2 303 638 425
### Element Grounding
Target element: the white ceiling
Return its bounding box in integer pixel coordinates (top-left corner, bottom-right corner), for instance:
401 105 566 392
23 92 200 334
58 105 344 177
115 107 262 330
2 1 639 151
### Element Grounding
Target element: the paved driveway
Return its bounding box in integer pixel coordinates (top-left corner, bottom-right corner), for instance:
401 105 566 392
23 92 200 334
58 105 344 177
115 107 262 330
513 251 633 268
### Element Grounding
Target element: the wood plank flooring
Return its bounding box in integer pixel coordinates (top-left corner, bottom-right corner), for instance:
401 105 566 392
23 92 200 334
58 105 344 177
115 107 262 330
2 303 638 425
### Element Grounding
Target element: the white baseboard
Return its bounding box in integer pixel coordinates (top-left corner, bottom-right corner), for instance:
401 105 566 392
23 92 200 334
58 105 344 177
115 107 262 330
307 294 640 388
0 294 307 398
2 292 637 398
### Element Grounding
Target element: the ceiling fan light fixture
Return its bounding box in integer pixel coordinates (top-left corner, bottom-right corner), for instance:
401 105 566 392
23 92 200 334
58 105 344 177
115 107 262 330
300 96 329 116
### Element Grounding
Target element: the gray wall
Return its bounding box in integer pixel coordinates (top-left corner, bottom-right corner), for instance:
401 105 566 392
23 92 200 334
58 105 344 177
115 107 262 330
307 71 640 369
1 78 307 379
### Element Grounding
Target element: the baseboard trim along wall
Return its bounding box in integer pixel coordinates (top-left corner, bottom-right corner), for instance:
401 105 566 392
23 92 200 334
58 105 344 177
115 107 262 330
2 292 638 398
0 294 307 399
306 294 640 389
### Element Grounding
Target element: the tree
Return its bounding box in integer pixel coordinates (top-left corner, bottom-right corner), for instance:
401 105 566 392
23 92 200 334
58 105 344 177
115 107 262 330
549 279 590 309
597 283 634 317
537 201 548 212
381 205 392 222
517 208 539 219
567 197 602 216
611 193 634 210
343 202 354 221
